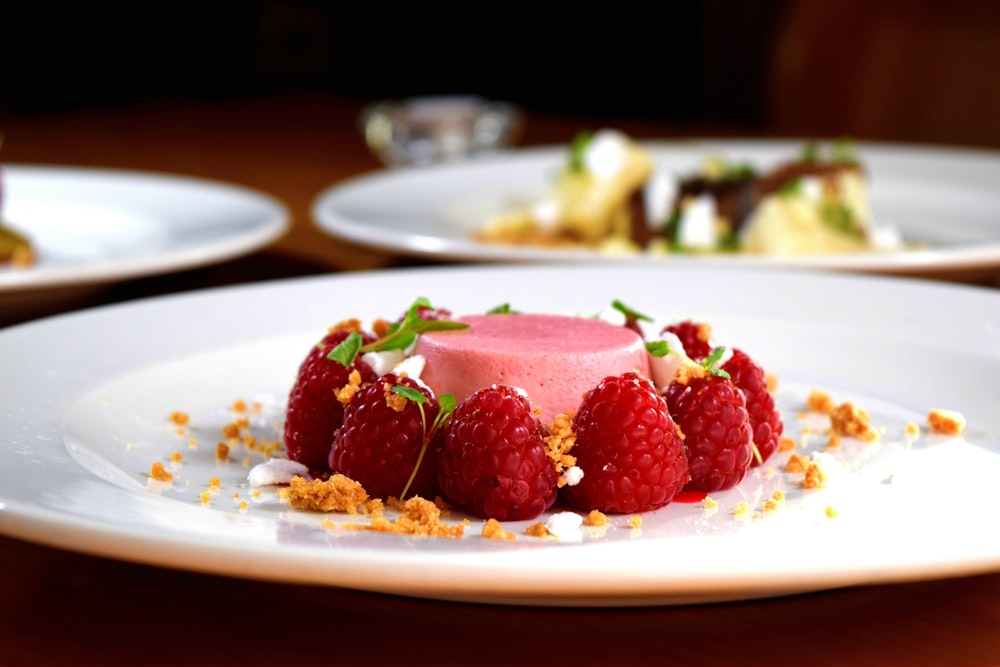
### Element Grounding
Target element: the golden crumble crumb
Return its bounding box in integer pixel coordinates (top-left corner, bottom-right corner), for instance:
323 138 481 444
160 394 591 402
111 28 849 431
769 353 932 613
232 492 240 500
239 501 249 512
482 518 517 541
148 461 173 482
692 321 713 347
364 498 385 517
829 401 879 441
242 457 251 467
209 476 221 489
363 496 468 538
187 438 198 448
372 318 392 338
825 505 839 518
199 490 212 505
335 369 364 405
544 412 577 485
762 498 780 512
221 423 241 440
778 436 796 452
927 409 965 436
765 373 778 394
674 357 708 385
232 398 247 413
827 431 842 448
251 490 262 499
628 515 642 529
285 474 369 513
321 518 336 528
905 421 920 437
802 461 827 489
382 382 408 411
732 501 750 516
215 442 230 461
703 497 718 510
331 318 364 334
806 389 835 414
583 509 610 527
170 451 183 464
785 452 809 474
773 489 785 502
525 522 550 538
169 411 190 426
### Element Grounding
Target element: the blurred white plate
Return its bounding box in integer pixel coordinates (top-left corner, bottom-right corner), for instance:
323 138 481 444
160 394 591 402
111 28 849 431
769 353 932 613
0 165 289 291
0 264 997 607
312 139 1000 276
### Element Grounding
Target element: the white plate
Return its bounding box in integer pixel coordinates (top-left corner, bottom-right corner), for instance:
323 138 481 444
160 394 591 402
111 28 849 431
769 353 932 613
0 165 289 291
312 139 1000 275
0 264 998 607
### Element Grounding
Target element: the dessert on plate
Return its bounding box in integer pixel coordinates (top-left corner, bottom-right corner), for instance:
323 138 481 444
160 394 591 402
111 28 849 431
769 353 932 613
278 298 785 523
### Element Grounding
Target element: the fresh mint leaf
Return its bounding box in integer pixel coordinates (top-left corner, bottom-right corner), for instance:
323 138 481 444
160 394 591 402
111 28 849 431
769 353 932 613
327 331 363 366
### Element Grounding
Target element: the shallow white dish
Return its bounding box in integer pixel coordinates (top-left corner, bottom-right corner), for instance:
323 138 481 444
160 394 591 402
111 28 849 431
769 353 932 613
0 264 998 607
0 164 289 291
313 139 1000 276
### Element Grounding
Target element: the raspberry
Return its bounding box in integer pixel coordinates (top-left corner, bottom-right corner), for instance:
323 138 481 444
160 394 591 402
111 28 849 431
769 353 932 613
329 373 441 500
561 372 688 514
664 373 753 492
283 327 378 473
661 319 713 360
722 348 784 467
438 385 558 521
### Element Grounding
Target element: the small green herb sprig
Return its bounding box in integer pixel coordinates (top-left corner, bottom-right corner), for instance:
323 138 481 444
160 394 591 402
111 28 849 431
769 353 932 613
392 386 457 499
568 131 595 173
610 299 731 379
611 299 653 330
328 297 468 367
645 338 731 380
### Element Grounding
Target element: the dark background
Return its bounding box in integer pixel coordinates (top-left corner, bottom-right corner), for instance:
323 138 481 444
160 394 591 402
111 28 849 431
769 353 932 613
1 0 999 147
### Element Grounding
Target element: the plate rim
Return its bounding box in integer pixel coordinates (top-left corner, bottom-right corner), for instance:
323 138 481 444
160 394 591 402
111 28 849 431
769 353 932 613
0 163 291 292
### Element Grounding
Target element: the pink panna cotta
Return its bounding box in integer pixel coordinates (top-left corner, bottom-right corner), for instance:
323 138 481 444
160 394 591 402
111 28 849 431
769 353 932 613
414 313 650 424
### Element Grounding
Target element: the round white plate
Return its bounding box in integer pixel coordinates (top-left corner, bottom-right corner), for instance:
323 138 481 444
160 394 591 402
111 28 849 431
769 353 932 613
312 139 1000 275
0 164 289 291
0 264 998 607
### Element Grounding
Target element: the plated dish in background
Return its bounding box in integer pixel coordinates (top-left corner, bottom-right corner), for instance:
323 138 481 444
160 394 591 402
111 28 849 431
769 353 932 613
475 130 905 256
0 165 289 292
0 264 997 606
312 137 1000 278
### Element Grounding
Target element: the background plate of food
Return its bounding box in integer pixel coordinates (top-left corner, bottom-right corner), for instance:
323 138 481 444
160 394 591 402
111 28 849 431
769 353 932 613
0 165 289 293
313 134 1000 281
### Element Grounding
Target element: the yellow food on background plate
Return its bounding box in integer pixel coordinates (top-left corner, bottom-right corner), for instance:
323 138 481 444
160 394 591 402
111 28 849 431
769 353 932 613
475 130 656 254
474 130 906 257
0 156 35 268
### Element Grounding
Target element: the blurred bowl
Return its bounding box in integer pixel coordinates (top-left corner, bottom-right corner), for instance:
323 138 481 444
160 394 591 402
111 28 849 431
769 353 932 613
360 95 523 167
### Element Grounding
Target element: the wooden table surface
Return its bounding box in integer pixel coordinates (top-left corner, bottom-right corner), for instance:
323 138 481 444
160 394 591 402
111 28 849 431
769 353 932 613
1 93 998 666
